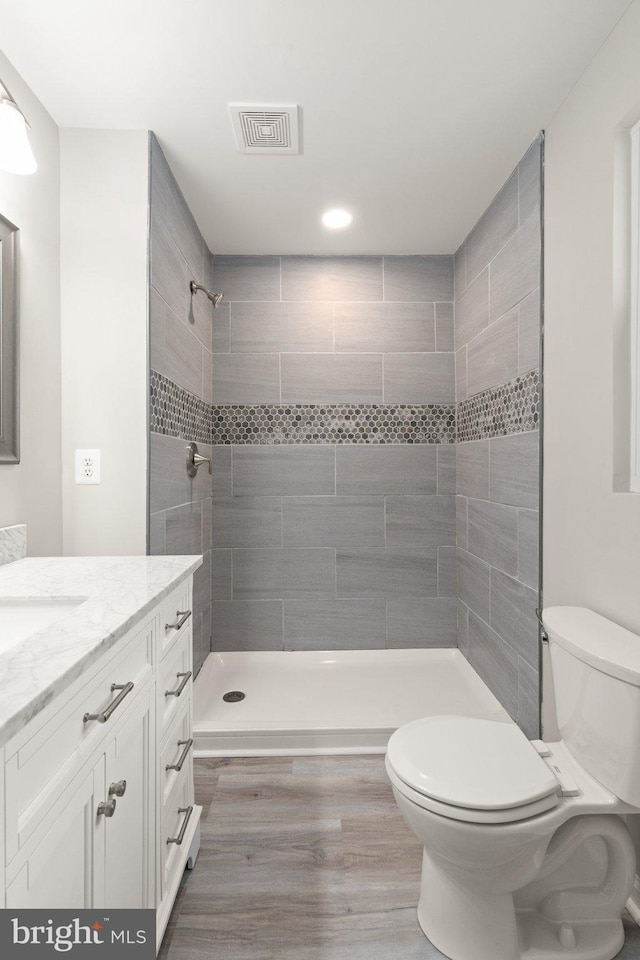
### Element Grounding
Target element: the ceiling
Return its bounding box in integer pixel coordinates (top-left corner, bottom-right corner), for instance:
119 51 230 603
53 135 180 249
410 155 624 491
0 0 633 254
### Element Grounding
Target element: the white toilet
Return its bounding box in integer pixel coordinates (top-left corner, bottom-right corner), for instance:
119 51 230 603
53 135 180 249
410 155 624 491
385 607 640 960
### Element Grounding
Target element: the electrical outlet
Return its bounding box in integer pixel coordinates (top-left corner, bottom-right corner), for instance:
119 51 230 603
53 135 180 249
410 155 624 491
75 449 101 484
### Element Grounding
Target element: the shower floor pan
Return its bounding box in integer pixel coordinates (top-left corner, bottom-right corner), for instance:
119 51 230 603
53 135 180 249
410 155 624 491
193 648 510 756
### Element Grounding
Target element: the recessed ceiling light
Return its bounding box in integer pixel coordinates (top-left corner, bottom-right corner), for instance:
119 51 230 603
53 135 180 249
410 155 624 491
322 208 352 229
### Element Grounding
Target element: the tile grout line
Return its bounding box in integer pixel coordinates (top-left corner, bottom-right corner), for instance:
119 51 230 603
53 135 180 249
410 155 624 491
383 496 387 547
281 596 285 651
280 496 284 548
332 302 335 353
384 597 389 650
517 300 523 373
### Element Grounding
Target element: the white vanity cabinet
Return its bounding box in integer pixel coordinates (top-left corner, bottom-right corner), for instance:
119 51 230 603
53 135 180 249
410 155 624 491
0 573 200 952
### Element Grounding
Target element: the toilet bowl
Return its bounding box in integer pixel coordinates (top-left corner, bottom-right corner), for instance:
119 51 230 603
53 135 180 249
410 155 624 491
386 607 640 960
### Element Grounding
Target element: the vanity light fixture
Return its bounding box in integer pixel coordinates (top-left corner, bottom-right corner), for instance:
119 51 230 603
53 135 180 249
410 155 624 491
322 208 353 229
0 81 37 175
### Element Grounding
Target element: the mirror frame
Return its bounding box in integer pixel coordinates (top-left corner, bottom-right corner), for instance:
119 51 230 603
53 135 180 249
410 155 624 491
0 212 19 464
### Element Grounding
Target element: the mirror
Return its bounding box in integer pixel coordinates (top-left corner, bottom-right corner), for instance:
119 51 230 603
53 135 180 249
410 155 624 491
0 212 19 463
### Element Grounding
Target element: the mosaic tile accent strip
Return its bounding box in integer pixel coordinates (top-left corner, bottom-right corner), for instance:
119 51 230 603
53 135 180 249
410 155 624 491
150 370 456 444
150 370 212 444
151 368 539 445
457 370 540 442
211 404 456 444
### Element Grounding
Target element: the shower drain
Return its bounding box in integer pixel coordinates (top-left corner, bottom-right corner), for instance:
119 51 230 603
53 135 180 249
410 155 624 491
223 690 246 703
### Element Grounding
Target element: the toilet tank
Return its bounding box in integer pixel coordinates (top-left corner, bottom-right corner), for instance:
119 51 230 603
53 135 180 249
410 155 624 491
543 606 640 807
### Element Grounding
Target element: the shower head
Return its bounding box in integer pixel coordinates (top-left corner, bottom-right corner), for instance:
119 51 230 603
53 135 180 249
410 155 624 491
190 280 224 308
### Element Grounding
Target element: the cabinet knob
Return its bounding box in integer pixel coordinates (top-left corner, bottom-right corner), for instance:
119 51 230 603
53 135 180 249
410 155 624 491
109 780 127 798
97 798 117 818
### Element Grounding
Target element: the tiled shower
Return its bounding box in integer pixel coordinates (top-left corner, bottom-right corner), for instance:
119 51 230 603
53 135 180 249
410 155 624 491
148 133 542 737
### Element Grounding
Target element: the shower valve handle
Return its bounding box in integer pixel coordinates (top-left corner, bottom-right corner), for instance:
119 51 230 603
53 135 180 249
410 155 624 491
186 442 211 477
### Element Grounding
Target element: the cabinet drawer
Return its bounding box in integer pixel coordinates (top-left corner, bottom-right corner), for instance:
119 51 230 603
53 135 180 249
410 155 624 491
5 619 154 865
160 629 192 738
160 701 193 811
161 771 194 900
159 580 193 658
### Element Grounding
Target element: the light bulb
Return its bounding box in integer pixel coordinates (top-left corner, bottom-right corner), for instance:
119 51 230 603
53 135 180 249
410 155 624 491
322 208 352 229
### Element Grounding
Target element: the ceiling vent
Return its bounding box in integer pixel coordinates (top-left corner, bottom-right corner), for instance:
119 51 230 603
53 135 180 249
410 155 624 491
229 103 300 155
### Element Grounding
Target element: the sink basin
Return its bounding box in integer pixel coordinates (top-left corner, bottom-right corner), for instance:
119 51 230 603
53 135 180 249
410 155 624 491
0 598 87 655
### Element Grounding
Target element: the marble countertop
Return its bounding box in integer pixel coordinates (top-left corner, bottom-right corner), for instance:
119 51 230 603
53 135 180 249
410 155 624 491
0 555 202 749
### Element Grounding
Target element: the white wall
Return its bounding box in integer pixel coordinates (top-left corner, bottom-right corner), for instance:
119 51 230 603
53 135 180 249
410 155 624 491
0 50 62 556
60 130 148 556
544 0 640 635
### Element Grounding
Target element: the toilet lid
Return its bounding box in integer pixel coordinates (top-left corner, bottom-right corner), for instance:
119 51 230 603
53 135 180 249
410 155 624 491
386 716 560 811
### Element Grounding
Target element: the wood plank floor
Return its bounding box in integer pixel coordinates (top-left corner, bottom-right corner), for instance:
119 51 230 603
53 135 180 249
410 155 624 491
159 756 640 960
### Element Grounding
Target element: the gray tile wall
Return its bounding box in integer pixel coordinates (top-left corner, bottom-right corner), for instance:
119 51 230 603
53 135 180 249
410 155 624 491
454 135 543 737
209 255 457 653
148 135 214 676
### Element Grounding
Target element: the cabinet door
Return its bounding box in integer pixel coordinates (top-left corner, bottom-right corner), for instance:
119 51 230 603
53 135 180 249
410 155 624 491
6 769 100 908
103 687 154 908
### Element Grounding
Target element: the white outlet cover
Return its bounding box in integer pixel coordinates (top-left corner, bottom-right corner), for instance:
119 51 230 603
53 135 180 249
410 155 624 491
75 449 101 485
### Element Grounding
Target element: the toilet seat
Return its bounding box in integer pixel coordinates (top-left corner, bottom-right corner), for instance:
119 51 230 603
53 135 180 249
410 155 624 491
386 715 561 824
386 755 561 823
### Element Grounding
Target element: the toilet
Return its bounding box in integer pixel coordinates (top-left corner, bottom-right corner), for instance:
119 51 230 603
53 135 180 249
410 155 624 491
385 607 640 960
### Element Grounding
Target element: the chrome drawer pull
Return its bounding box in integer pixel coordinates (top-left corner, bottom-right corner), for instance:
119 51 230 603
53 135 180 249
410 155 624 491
83 682 135 723
109 780 127 798
165 671 192 698
167 805 193 845
165 610 192 631
97 798 117 818
166 739 194 772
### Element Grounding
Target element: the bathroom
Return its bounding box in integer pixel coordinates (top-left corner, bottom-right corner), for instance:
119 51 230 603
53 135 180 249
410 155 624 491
1 1 640 958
